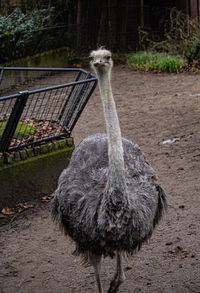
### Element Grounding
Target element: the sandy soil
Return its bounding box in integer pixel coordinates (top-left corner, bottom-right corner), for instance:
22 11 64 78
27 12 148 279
0 66 200 293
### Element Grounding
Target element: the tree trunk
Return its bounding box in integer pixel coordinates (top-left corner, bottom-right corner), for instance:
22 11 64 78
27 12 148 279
190 0 198 18
107 0 118 49
119 0 128 49
76 0 83 47
1 0 10 15
140 0 144 28
98 0 108 47
176 0 189 13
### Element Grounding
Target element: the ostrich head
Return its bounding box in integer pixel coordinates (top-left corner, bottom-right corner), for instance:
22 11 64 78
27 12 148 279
90 47 113 76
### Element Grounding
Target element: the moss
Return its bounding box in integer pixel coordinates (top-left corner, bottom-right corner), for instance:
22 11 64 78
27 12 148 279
0 157 4 167
2 137 73 165
0 121 36 139
0 145 74 172
33 146 41 156
66 137 74 147
14 152 21 161
54 141 60 150
19 150 27 160
25 148 34 158
48 142 56 152
3 47 70 68
7 153 15 163
40 144 49 154
0 145 75 209
58 139 67 149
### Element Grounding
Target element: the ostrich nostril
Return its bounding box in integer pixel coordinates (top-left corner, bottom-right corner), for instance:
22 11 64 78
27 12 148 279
93 61 102 67
94 59 102 64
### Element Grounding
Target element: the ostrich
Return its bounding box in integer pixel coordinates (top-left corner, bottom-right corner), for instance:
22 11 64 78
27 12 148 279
51 48 167 293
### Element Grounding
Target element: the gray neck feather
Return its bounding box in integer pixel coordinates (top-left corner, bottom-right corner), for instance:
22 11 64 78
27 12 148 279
97 69 127 193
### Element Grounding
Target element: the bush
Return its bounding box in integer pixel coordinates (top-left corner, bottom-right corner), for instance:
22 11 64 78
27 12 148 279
0 8 55 62
139 8 200 63
126 51 185 73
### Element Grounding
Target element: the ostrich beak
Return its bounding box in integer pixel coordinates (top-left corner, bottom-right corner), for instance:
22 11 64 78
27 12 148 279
93 59 104 67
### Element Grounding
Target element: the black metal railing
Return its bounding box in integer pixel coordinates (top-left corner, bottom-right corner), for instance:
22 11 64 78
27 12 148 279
0 67 97 155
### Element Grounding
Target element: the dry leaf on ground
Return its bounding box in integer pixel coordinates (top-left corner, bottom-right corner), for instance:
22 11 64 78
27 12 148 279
41 193 55 202
1 202 34 215
1 207 16 215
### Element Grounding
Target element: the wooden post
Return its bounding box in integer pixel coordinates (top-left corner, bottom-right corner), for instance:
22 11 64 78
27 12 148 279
199 0 200 20
120 0 128 49
176 0 189 13
108 0 118 49
140 0 144 28
98 0 108 47
190 0 198 18
76 0 82 47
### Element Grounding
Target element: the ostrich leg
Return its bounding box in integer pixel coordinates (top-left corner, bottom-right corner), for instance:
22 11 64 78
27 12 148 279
89 253 104 293
108 251 126 293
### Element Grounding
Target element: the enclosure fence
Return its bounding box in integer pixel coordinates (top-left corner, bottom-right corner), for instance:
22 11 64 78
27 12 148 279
0 67 97 155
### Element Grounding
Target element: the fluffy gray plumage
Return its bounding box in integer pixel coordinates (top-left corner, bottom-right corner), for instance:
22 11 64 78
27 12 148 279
51 48 167 293
52 133 166 257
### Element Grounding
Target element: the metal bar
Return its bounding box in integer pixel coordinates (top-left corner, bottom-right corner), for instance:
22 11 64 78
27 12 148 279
7 132 69 152
0 67 96 77
0 68 4 87
58 71 82 122
28 78 97 94
140 0 144 28
0 91 29 153
45 88 59 121
0 77 97 99
0 67 97 154
0 93 22 101
0 67 80 71
69 78 97 132
56 86 69 121
63 73 91 128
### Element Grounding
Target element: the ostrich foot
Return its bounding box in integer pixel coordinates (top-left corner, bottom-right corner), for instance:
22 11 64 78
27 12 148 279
107 251 126 293
88 253 104 293
107 272 126 293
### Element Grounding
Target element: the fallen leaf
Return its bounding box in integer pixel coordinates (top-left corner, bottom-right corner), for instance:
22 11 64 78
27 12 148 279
17 203 34 209
1 207 16 215
17 207 25 214
74 64 82 68
1 202 34 215
41 193 55 202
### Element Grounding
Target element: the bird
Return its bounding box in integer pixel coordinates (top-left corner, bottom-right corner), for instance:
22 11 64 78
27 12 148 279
51 47 167 293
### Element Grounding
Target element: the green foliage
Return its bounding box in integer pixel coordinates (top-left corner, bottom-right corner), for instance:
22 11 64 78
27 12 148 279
139 8 200 62
126 51 184 73
0 121 36 139
0 8 55 62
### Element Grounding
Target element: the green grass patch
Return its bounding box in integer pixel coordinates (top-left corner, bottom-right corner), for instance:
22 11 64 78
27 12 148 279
126 51 185 73
0 121 36 139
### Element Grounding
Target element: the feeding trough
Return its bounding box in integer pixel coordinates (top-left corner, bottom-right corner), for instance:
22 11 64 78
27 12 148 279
0 67 97 208
0 67 97 158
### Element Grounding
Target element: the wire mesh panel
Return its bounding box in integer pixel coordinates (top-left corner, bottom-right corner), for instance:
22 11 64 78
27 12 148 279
0 67 81 96
0 67 97 154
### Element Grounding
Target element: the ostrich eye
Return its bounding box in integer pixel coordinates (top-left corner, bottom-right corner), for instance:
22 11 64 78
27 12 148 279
106 55 111 61
89 56 94 61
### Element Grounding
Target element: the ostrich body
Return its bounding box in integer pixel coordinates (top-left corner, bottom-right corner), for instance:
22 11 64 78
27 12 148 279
52 48 167 293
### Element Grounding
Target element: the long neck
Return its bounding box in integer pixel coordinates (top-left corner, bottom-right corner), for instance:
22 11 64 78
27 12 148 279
97 69 126 192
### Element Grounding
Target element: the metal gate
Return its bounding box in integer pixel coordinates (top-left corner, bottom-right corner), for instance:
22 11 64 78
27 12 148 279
0 67 97 155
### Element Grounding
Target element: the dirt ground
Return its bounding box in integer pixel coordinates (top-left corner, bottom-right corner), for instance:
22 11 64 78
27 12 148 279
0 66 200 293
